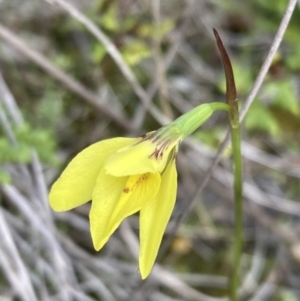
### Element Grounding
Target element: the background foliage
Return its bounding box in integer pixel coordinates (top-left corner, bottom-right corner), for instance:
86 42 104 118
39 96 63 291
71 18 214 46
0 0 300 300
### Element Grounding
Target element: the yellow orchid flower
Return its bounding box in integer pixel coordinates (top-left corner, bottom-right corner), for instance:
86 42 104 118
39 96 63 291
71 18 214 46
49 102 229 279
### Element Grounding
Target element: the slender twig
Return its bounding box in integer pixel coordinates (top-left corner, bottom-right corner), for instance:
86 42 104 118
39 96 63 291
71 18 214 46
207 0 297 179
0 23 131 130
247 266 281 301
0 101 18 146
0 72 50 212
0 73 24 124
120 221 226 301
241 141 300 178
219 0 298 151
184 149 300 257
0 209 38 301
240 0 298 121
152 0 173 118
43 0 146 102
239 229 267 298
185 149 300 217
131 0 195 131
42 0 170 126
1 184 76 300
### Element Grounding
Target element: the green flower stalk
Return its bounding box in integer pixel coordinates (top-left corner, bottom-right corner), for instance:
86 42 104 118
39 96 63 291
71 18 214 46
49 102 229 279
213 28 243 301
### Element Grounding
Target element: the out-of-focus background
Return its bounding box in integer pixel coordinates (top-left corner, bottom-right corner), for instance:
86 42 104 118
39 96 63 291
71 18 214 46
0 0 300 300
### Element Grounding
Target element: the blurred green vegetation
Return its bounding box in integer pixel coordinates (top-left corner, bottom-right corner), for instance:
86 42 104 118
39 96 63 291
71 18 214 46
3 0 300 146
0 122 59 183
0 0 300 299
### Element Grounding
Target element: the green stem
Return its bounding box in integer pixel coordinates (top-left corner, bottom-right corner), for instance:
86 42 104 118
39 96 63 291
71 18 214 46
212 28 243 301
230 122 243 301
174 102 230 138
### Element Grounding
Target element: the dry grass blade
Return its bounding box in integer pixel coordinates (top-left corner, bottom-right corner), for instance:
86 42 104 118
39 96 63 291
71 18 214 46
0 23 131 130
0 209 38 301
43 0 170 127
240 0 298 121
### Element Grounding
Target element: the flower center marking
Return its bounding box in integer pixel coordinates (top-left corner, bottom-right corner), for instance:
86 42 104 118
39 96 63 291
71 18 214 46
123 174 150 194
149 140 170 160
136 173 149 185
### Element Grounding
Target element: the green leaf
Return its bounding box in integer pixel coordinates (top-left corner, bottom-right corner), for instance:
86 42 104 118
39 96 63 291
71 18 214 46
14 145 31 163
244 100 280 136
100 4 119 32
92 44 107 63
255 0 287 14
193 127 224 148
37 87 64 127
14 124 59 165
138 24 153 38
157 19 174 39
279 290 298 301
122 40 152 66
138 19 175 39
218 61 252 95
0 138 31 163
0 138 14 162
0 170 11 184
263 80 299 115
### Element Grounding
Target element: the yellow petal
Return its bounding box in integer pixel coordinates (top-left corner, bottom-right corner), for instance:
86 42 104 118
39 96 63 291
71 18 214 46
90 171 161 251
139 159 177 279
89 168 128 250
49 137 135 211
105 138 177 176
